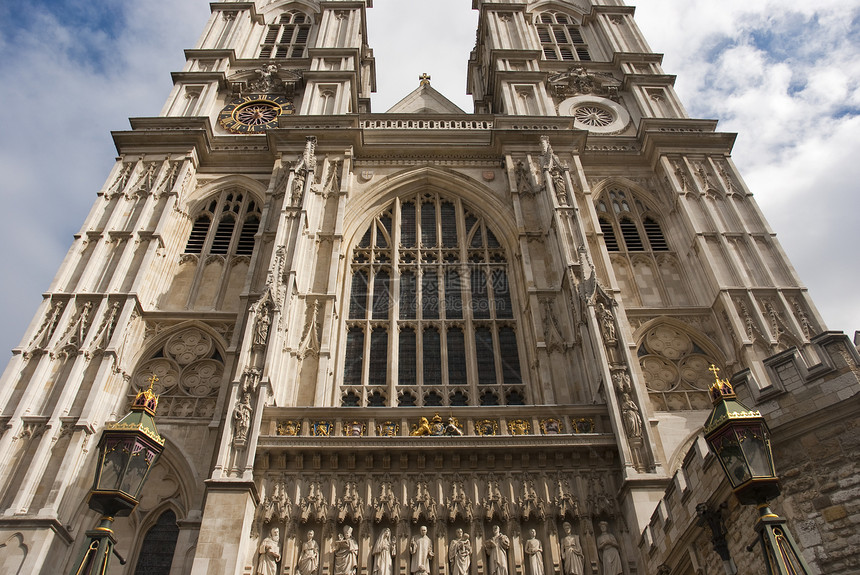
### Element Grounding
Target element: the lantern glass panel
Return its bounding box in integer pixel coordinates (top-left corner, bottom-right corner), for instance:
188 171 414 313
97 438 133 491
713 429 751 487
119 441 155 498
738 425 774 478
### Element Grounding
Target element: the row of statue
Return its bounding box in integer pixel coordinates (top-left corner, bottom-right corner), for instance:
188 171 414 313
258 522 623 575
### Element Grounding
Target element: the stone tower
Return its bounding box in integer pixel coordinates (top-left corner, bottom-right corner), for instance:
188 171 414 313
1 1 857 574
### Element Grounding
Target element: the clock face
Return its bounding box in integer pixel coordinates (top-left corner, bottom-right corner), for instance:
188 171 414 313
218 95 294 133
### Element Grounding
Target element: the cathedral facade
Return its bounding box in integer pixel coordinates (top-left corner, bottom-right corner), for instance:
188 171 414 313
1 1 858 574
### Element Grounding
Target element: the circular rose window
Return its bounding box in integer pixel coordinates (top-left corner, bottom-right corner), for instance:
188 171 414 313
559 96 630 134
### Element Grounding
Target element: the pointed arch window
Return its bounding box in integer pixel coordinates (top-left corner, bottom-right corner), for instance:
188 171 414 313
595 188 668 253
259 10 313 59
133 510 179 574
536 12 591 62
343 193 525 407
183 190 261 258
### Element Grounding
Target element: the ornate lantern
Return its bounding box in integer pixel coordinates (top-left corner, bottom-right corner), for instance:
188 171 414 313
702 366 778 506
71 376 165 575
702 366 811 575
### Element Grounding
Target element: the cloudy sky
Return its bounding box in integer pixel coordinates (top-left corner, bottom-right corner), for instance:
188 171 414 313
0 0 858 358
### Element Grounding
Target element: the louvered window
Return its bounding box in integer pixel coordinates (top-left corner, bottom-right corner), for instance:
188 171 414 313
536 11 591 62
343 194 525 406
259 11 312 59
184 191 261 258
644 218 669 251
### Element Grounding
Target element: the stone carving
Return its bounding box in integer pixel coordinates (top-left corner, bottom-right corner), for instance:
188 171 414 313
53 301 93 359
507 419 530 435
410 525 434 575
484 525 510 575
539 418 561 435
291 136 317 206
555 478 580 519
242 367 262 394
597 303 616 343
560 522 585 575
333 525 359 575
547 67 620 101
513 160 535 195
252 64 280 92
320 158 342 198
107 161 133 198
257 527 281 575
232 391 253 445
447 475 474 522
518 479 546 521
253 292 274 348
277 420 301 436
372 528 396 575
85 301 121 357
410 413 460 436
695 163 717 190
297 530 320 575
586 475 617 519
336 478 364 523
596 522 623 575
373 477 402 523
300 479 328 523
736 299 766 344
482 476 510 521
262 481 292 524
300 299 322 358
539 135 569 205
131 161 159 195
411 480 438 522
524 529 544 575
672 161 690 193
791 298 814 339
475 419 498 436
541 297 565 353
448 528 472 575
619 392 643 439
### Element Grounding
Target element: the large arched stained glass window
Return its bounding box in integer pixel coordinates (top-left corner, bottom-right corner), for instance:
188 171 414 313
133 509 179 574
342 193 525 407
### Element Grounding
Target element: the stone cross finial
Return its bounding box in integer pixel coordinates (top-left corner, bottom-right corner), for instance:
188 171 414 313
419 73 431 86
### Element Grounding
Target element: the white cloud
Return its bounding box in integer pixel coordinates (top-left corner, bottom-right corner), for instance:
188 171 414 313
0 0 857 359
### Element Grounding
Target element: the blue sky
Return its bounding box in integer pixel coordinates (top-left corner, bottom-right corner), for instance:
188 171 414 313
0 0 858 359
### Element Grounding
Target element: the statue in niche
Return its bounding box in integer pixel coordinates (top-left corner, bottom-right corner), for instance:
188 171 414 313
256 526 281 575
484 525 510 575
334 525 359 575
560 522 584 575
297 530 320 575
372 528 396 575
448 528 471 575
619 392 643 439
232 391 253 444
524 529 544 575
411 525 434 575
254 300 272 347
596 522 623 575
597 303 615 343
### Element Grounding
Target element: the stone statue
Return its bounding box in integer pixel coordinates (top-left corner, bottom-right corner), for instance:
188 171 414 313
448 528 471 575
257 527 281 575
484 525 510 575
524 530 544 575
334 525 359 575
597 522 623 575
411 525 434 575
560 522 584 575
297 530 319 575
597 303 615 342
372 528 396 575
254 303 272 347
620 393 643 439
232 392 252 443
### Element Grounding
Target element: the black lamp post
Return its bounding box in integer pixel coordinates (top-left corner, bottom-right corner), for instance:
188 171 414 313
70 376 165 575
702 366 812 575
